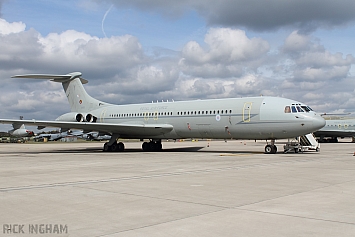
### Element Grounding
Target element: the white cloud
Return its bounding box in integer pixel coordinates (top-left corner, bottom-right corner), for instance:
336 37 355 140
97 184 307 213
182 28 269 64
0 19 26 35
180 28 269 78
283 31 311 53
231 74 263 96
1 17 355 121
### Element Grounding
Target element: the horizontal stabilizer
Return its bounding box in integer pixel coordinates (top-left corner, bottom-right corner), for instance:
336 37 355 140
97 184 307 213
11 72 88 84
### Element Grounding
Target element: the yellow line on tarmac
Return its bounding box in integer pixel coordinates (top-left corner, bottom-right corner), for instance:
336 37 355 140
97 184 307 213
219 153 252 157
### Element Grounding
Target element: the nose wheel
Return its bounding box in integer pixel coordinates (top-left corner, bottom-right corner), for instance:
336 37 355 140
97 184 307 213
265 144 277 154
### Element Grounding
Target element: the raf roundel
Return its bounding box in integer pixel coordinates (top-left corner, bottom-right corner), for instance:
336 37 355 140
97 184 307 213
215 114 221 121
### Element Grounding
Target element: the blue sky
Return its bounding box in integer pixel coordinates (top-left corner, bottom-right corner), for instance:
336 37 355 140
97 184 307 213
2 0 207 51
1 0 355 132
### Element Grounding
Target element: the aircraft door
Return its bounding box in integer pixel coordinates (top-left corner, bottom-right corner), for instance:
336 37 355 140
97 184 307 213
99 109 107 123
243 102 253 122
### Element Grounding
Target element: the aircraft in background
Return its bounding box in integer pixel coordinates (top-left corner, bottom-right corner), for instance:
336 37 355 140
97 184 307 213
0 72 325 154
8 124 34 137
314 118 355 142
34 130 84 141
81 132 111 141
34 132 67 141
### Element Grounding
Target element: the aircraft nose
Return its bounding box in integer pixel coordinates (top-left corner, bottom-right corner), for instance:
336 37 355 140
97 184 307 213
313 115 326 130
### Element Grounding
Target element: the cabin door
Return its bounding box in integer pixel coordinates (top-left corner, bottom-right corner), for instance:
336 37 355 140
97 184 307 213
99 109 107 123
242 102 253 122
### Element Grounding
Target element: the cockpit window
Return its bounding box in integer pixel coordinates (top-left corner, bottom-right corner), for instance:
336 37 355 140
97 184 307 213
302 106 313 112
284 106 291 113
296 106 304 112
291 106 297 113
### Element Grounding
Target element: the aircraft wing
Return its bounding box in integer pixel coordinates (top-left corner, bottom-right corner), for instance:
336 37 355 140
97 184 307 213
0 119 174 137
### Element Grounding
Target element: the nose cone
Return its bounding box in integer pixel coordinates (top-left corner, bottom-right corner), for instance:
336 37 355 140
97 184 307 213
313 115 326 130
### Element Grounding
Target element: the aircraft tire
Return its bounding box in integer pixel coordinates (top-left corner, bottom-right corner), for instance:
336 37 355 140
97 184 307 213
103 142 112 152
151 141 162 151
110 142 119 152
118 142 125 151
265 145 273 154
142 141 162 151
142 142 149 151
149 142 156 151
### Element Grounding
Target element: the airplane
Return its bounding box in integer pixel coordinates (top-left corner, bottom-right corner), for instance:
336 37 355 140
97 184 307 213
34 130 84 142
81 132 111 141
8 124 34 137
314 118 355 142
34 132 68 141
0 72 325 154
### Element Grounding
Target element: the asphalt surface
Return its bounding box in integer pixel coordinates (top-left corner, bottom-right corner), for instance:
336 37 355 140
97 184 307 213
1 139 355 236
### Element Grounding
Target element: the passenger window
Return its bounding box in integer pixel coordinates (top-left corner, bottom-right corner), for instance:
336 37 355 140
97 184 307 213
284 106 291 113
291 106 297 113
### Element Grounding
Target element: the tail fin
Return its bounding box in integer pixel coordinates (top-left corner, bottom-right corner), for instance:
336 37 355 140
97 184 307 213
12 72 110 113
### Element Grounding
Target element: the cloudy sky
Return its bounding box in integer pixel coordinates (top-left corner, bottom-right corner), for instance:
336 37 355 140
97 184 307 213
1 0 355 131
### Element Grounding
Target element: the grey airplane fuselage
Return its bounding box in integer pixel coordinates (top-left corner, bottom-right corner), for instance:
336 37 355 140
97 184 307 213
314 119 355 138
84 96 325 140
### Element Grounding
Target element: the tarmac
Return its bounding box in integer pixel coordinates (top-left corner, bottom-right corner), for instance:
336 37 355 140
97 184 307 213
1 139 355 237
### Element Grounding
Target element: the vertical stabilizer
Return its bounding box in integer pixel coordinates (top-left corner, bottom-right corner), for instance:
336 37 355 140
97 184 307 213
62 78 108 113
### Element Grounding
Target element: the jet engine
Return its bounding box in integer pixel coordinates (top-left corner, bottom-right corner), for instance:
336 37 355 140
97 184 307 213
85 113 97 123
55 112 97 123
55 112 84 122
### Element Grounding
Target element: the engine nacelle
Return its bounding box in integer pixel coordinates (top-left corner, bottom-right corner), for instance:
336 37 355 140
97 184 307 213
85 113 97 123
56 112 84 122
56 112 97 122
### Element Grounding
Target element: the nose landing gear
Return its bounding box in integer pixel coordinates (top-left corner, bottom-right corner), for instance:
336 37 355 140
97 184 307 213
265 140 277 154
265 144 277 154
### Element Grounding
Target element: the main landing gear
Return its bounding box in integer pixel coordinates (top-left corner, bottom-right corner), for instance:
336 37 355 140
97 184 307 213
265 140 277 154
103 141 125 152
102 135 163 152
103 134 124 152
142 140 162 152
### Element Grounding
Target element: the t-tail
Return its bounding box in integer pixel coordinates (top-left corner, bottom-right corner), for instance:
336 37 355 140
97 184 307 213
12 72 111 113
12 72 112 123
